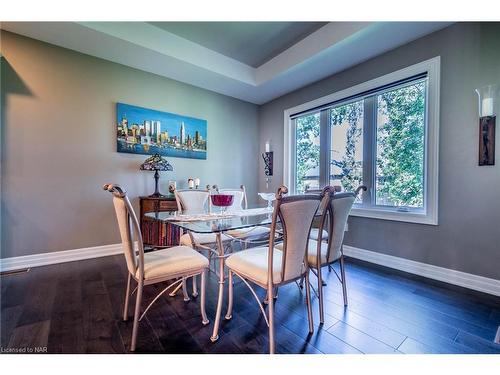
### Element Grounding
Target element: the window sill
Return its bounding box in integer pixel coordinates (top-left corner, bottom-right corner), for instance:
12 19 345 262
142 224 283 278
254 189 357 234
350 207 438 225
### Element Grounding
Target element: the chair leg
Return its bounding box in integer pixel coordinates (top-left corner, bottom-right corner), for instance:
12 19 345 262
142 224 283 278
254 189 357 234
340 255 348 306
168 281 182 297
200 269 209 325
207 250 215 273
304 271 314 333
192 275 198 297
317 266 325 325
182 278 190 302
268 285 275 354
130 281 143 352
225 270 234 320
123 273 131 321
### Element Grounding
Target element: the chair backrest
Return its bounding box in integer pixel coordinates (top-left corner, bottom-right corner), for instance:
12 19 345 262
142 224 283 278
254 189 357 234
214 184 247 212
174 189 210 214
324 193 355 262
306 185 366 264
304 185 341 215
103 184 144 278
268 186 321 285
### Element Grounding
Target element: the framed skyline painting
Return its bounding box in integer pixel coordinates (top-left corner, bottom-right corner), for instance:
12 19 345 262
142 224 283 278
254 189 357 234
116 102 207 160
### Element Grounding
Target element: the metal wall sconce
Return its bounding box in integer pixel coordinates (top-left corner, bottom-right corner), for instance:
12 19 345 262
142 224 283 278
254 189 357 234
262 140 273 189
475 84 498 166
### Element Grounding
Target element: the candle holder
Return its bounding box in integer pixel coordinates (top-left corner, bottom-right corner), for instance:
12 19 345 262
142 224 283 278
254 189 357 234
262 151 273 189
475 84 498 166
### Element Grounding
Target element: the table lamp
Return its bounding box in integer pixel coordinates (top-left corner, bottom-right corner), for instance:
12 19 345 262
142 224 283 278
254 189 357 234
140 153 173 197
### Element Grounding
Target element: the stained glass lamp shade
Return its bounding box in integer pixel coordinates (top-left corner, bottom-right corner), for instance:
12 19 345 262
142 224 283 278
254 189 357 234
140 154 173 197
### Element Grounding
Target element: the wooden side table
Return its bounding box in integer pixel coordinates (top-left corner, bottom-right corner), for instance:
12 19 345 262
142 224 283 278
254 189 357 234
139 195 180 247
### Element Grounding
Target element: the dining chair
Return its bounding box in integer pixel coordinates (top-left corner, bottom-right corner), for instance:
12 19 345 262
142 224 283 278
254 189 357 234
103 184 210 351
175 188 232 247
213 184 271 243
175 187 232 287
305 185 341 241
224 186 321 354
300 185 366 324
174 188 211 213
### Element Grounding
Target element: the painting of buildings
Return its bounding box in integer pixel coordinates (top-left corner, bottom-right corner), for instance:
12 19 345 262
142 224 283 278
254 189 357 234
116 102 207 160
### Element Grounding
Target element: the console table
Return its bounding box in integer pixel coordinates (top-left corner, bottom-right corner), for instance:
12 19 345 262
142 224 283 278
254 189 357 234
139 195 180 247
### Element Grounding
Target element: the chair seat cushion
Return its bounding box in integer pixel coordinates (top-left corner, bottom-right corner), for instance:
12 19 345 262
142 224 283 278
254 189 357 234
225 246 283 286
309 228 329 241
136 246 208 280
226 226 270 239
275 240 339 267
180 232 231 246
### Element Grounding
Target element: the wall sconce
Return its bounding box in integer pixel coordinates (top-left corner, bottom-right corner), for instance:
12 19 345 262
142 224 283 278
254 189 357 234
262 140 273 189
475 84 498 166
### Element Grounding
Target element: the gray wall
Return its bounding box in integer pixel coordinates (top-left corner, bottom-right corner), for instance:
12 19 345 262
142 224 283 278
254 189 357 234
1 31 259 258
258 22 500 279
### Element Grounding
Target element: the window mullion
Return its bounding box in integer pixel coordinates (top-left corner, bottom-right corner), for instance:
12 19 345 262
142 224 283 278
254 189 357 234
291 118 297 193
362 96 376 206
319 109 330 188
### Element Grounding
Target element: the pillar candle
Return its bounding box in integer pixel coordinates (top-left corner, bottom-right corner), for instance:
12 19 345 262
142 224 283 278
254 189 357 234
482 98 494 117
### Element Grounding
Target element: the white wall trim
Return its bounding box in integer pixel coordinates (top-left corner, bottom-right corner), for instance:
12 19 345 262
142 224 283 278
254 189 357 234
2 242 499 298
344 245 500 297
1 22 451 104
0 243 124 272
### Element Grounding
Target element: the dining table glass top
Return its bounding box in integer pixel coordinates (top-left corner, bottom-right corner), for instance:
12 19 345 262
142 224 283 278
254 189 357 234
144 207 274 233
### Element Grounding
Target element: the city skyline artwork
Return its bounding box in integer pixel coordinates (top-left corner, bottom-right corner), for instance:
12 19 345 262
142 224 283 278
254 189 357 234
116 102 207 160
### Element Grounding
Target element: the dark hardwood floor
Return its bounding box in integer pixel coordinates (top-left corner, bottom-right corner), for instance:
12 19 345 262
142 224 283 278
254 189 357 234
1 254 499 354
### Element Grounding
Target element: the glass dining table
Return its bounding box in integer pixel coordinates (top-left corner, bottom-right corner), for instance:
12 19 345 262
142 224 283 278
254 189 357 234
145 207 275 342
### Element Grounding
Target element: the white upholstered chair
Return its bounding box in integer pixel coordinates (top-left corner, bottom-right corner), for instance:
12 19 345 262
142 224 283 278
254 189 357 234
213 184 247 213
214 184 271 242
175 188 231 248
175 188 211 214
291 185 365 324
305 185 341 241
224 186 321 354
103 184 209 351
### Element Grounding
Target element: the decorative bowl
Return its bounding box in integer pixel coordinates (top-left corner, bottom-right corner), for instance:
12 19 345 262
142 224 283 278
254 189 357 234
211 194 234 207
258 192 276 209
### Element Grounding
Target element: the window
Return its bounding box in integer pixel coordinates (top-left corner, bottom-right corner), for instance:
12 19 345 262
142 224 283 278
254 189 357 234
285 57 440 225
295 112 320 193
330 100 364 202
375 81 426 209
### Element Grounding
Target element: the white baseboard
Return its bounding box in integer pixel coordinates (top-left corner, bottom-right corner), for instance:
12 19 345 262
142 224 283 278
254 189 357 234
0 243 123 272
2 242 499 297
343 245 500 297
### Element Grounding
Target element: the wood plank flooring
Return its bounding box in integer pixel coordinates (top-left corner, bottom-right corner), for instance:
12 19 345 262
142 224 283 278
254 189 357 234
1 254 499 354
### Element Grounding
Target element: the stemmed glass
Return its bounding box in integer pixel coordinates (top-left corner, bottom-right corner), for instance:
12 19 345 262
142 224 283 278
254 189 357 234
258 192 276 211
210 194 234 215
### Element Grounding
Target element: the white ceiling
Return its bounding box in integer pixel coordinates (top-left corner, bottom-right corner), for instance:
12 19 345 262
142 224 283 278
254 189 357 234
149 22 327 67
0 21 452 104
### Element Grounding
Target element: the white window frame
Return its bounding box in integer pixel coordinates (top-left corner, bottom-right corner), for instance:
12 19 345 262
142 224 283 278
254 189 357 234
284 56 440 225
